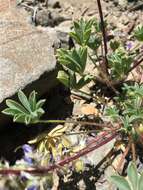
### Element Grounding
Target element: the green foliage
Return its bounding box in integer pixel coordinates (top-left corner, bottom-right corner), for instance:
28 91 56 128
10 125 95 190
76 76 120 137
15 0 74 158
110 162 143 190
57 70 93 90
134 26 143 41
57 46 93 89
57 47 88 75
57 18 102 90
57 18 137 91
122 84 143 122
110 40 120 51
2 90 45 125
87 34 101 51
105 83 143 138
2 9 143 190
69 17 102 51
105 106 119 122
108 48 133 79
69 18 94 46
123 83 143 97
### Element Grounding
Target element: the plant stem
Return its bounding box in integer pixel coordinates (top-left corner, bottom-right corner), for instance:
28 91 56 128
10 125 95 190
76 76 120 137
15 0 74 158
127 57 143 73
36 119 111 128
96 0 108 73
88 53 119 94
0 132 117 175
131 142 136 162
71 90 92 101
72 89 106 105
116 141 131 174
130 135 136 162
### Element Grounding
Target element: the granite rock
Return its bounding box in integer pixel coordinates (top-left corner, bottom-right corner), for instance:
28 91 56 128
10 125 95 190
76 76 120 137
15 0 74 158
0 0 58 126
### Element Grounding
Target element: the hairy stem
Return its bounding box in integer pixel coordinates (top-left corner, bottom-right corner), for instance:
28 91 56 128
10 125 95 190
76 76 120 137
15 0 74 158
96 0 108 74
88 53 119 94
0 132 117 175
130 135 136 162
116 141 131 174
36 119 112 128
71 89 106 105
127 57 143 73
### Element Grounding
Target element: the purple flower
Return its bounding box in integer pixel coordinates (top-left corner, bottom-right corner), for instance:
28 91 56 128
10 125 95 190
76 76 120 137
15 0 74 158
22 144 33 165
126 42 132 50
24 156 33 165
20 175 27 181
27 185 38 190
22 144 33 154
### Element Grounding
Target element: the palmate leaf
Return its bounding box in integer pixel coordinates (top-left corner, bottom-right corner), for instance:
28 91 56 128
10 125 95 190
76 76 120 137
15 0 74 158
2 90 45 125
57 49 81 73
127 162 138 190
57 70 70 88
76 74 93 89
105 106 120 122
110 40 120 51
29 125 69 159
87 35 101 51
110 162 143 190
5 99 28 114
108 48 133 79
57 47 87 75
126 83 143 98
69 18 94 45
138 173 143 190
18 90 32 112
134 26 143 41
110 176 131 190
79 47 87 73
57 70 93 90
29 90 37 111
2 108 20 116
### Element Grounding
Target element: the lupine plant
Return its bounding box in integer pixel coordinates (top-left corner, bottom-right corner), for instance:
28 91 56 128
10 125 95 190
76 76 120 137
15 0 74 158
57 18 143 91
1 0 143 189
105 83 143 138
2 90 46 125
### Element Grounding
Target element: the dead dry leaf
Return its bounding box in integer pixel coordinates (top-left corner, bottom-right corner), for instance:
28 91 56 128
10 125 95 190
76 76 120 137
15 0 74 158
81 104 99 115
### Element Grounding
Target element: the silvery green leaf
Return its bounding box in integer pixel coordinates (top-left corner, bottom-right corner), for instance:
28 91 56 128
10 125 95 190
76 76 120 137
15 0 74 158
29 91 37 111
110 40 120 51
76 74 93 89
5 99 28 114
57 70 70 88
18 90 31 112
134 26 143 41
79 47 87 73
69 71 77 89
36 99 46 109
110 176 131 190
37 108 45 115
2 90 45 125
138 173 143 190
127 162 138 190
69 18 94 45
2 108 20 116
13 113 26 123
25 115 31 125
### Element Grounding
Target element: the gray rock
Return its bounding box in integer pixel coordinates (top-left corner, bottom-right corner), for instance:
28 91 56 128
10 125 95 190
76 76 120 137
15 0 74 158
0 1 58 127
47 0 61 8
82 139 115 166
35 9 71 27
